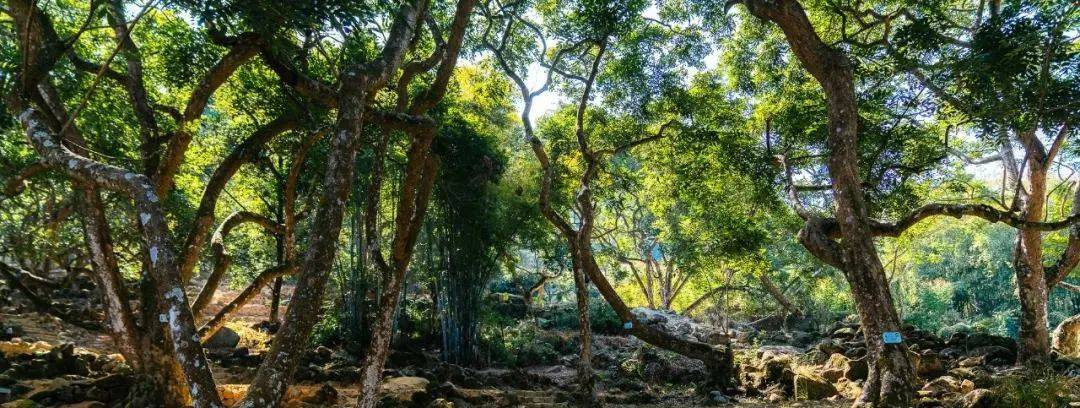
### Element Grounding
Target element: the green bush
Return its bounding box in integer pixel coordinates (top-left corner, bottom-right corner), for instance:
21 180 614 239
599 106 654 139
487 321 568 367
994 368 1077 408
538 297 623 334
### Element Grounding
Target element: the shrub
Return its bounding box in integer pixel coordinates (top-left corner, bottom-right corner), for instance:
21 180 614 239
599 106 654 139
994 368 1077 408
489 321 567 367
537 297 623 334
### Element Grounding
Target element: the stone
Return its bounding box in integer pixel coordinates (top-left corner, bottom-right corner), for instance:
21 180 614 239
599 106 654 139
630 307 721 343
0 325 23 342
815 338 844 356
428 398 455 408
831 327 857 339
1052 314 1080 360
0 400 40 408
965 345 1014 366
959 389 994 408
958 356 985 367
918 375 963 398
0 341 51 358
843 356 868 381
380 377 431 405
707 390 731 405
793 369 837 400
916 350 946 379
289 384 337 405
820 368 844 383
203 327 240 349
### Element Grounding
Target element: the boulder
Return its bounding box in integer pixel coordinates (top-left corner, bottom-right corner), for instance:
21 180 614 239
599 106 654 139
1052 314 1080 361
204 327 240 349
916 350 946 379
0 341 51 358
428 398 455 408
380 376 431 406
831 327 857 340
959 389 994 408
793 369 837 400
630 307 723 344
965 345 1014 366
917 375 968 398
285 384 337 405
815 338 845 356
843 356 868 381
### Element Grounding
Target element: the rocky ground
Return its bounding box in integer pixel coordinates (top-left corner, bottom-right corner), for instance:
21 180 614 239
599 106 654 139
0 277 1077 407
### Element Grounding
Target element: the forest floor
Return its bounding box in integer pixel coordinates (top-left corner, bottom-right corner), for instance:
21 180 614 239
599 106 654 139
1 276 1078 407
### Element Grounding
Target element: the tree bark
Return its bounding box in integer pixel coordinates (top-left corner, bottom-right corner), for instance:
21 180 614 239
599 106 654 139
570 242 598 406
1014 139 1052 362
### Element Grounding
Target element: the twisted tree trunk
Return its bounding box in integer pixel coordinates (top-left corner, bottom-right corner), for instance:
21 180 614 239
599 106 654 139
739 0 916 405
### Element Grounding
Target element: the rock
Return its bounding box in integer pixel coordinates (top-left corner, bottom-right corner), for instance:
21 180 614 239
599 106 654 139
57 403 104 408
947 367 993 388
917 350 946 379
0 325 23 342
427 398 455 408
203 327 240 349
831 327 857 339
0 400 40 408
958 356 985 367
289 384 337 405
815 338 845 356
707 390 731 405
1052 314 1080 361
0 341 51 358
630 307 721 343
833 378 863 400
918 375 964 398
843 356 868 381
820 368 844 383
312 345 333 364
380 377 431 406
793 369 837 400
959 389 994 408
965 345 1014 366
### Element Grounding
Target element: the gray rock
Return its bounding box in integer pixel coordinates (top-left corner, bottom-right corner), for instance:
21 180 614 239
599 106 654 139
204 327 240 349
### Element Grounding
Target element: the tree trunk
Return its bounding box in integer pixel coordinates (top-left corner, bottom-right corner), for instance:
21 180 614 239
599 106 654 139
758 270 803 318
1015 151 1051 362
235 90 373 407
570 242 598 406
740 1 916 405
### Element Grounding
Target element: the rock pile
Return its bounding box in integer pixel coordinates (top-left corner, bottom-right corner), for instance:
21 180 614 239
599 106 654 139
0 341 130 406
731 319 1043 407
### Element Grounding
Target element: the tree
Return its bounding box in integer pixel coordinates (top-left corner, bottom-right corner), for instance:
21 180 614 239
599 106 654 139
483 1 735 402
2 0 478 405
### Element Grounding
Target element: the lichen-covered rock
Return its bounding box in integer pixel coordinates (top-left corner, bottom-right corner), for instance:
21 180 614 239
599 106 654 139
380 376 431 406
1052 314 1080 361
959 389 994 408
793 369 836 401
916 350 946 379
0 341 51 359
